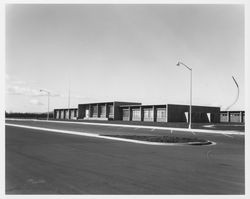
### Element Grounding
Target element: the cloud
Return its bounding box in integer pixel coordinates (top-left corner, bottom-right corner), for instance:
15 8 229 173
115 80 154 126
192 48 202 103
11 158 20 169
58 93 97 101
10 80 26 85
5 74 26 85
29 99 44 106
6 85 41 96
6 85 60 97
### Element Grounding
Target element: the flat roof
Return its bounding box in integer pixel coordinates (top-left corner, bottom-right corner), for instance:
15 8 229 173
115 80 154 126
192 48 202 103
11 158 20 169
120 104 166 108
54 108 78 110
167 104 220 108
220 110 245 112
120 103 220 108
78 101 140 105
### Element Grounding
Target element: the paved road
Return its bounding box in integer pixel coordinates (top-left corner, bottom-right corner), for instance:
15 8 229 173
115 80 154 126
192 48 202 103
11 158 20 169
6 120 244 194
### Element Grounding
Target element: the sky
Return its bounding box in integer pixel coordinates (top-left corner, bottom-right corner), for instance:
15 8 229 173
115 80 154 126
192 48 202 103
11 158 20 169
5 4 245 113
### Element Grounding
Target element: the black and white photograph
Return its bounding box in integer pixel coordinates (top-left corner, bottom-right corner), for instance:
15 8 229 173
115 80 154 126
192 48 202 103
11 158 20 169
2 2 248 197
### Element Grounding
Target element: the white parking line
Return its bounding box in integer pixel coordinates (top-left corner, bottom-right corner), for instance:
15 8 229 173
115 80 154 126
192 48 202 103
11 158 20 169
222 133 234 138
5 123 215 146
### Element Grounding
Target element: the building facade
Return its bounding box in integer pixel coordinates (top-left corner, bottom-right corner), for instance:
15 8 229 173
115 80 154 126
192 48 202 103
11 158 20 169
54 108 78 120
77 101 141 120
119 104 220 123
54 101 223 123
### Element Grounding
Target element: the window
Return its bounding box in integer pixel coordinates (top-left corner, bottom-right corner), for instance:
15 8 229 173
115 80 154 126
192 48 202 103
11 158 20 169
92 106 98 114
144 108 153 118
100 105 106 117
123 109 129 117
108 105 114 116
132 109 140 117
157 108 166 118
122 109 129 121
230 113 240 116
132 109 140 121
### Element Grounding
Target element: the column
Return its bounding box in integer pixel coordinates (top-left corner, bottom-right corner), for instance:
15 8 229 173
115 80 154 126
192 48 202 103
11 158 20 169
152 106 155 122
165 105 168 123
129 107 132 121
97 104 99 118
105 103 108 118
140 107 143 121
89 104 91 118
240 111 243 123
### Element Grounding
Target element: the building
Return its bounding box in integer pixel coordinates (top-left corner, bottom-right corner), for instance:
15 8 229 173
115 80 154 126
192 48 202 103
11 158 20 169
220 111 245 123
119 104 220 123
77 101 141 120
54 101 221 123
54 108 78 120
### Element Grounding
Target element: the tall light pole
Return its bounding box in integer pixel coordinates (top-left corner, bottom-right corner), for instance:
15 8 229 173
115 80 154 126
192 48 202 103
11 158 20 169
40 89 50 120
68 77 71 120
225 76 239 111
176 61 192 129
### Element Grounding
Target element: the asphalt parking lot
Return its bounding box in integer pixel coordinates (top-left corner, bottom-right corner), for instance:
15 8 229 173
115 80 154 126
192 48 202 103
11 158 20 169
5 119 245 194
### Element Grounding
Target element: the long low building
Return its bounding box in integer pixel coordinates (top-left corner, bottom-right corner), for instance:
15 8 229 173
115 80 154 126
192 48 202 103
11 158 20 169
119 104 220 123
78 101 141 120
54 101 223 123
220 111 245 123
54 108 78 120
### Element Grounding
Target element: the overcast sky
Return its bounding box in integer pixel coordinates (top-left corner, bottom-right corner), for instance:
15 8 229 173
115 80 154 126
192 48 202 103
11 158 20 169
5 4 244 112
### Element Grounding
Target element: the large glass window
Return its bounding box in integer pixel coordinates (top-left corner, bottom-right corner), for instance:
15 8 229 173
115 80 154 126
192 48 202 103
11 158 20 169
144 109 153 118
156 108 166 122
108 105 114 117
122 109 129 121
92 105 98 117
61 110 64 119
100 105 106 117
123 109 129 117
157 109 166 118
143 108 153 121
132 109 140 121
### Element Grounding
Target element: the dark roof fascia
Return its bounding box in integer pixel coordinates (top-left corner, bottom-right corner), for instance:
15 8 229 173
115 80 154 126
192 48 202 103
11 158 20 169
78 101 140 106
120 104 167 108
54 108 78 110
220 110 245 113
167 104 221 108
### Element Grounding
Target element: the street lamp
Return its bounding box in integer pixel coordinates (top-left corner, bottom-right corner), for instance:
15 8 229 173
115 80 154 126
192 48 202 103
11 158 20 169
176 61 192 129
40 89 50 120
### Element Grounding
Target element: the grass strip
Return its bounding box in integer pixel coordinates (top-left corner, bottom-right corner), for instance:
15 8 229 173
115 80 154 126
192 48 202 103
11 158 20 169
102 135 208 143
